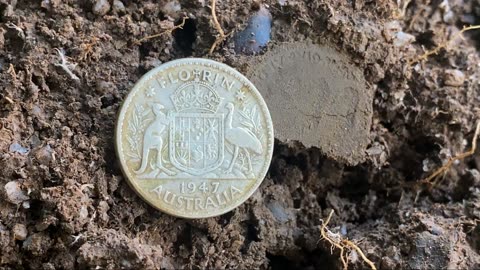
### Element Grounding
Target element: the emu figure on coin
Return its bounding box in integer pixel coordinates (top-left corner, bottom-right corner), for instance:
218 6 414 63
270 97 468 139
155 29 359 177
135 103 174 176
224 102 262 174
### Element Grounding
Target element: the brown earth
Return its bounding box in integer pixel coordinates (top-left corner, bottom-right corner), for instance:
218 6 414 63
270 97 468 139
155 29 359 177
1 0 480 269
250 43 372 165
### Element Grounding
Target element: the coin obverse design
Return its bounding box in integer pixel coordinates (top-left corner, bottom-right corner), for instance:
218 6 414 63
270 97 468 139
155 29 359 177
116 58 274 218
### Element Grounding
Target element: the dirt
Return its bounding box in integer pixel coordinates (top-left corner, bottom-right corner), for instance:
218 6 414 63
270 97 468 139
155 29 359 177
250 43 372 165
1 0 480 269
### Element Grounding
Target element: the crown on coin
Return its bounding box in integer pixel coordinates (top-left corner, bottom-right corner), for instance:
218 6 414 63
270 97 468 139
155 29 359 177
171 81 221 113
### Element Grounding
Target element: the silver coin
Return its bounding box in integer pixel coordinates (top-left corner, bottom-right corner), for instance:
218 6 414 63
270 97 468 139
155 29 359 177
116 58 274 218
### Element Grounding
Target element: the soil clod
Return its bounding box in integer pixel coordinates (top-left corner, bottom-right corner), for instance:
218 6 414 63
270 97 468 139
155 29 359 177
250 43 372 165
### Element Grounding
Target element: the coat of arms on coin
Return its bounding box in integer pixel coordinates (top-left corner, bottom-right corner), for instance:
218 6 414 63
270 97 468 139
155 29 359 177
116 58 274 218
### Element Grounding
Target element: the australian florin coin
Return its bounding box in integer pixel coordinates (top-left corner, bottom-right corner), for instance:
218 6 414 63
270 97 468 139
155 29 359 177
115 58 274 218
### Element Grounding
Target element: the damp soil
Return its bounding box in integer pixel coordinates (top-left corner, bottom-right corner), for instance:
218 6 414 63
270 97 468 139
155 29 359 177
250 43 372 165
1 0 480 269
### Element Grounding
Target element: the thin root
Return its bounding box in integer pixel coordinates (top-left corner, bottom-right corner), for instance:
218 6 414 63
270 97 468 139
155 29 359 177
54 48 80 81
409 25 480 65
5 22 25 39
7 63 17 79
394 0 412 19
79 36 100 61
4 96 14 104
134 17 188 45
209 0 230 54
319 210 377 270
419 121 480 186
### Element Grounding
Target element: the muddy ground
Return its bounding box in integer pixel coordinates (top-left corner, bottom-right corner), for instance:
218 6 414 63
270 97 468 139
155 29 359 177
1 0 480 269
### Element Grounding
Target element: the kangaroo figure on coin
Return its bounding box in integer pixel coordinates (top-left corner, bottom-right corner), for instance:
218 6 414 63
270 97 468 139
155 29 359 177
135 103 175 175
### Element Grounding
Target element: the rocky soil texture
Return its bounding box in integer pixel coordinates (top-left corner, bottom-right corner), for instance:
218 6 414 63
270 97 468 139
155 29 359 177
1 0 480 269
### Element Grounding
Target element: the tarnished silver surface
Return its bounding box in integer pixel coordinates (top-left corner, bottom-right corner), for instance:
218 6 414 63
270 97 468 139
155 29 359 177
116 58 274 218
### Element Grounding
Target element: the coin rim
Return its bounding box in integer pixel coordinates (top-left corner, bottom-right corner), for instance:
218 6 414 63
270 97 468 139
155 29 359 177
115 58 274 219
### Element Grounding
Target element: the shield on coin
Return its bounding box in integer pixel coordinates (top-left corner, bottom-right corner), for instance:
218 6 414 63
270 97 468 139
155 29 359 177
169 112 224 175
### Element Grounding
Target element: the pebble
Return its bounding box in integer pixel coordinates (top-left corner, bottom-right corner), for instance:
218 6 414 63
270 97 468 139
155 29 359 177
4 181 29 205
234 6 271 55
93 0 111 16
383 21 401 42
22 232 52 256
34 145 53 165
9 142 29 154
13 224 28 241
266 201 292 223
439 0 454 24
444 69 465 87
429 224 444 236
0 29 4 50
420 217 444 235
112 0 125 14
394 31 415 47
22 200 30 209
162 1 181 17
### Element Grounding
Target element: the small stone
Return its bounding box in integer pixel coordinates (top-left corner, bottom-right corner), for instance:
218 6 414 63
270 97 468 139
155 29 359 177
394 31 415 47
42 263 55 270
439 0 454 24
4 181 29 205
112 0 125 14
34 145 53 165
420 217 445 235
2 4 15 18
383 21 401 42
381 256 397 269
9 142 29 154
22 232 52 256
234 6 271 55
95 80 116 94
92 0 111 16
35 216 58 232
13 224 27 241
408 231 452 269
22 200 30 209
162 1 181 17
444 69 465 87
430 224 444 236
41 0 50 9
266 201 292 223
0 29 4 50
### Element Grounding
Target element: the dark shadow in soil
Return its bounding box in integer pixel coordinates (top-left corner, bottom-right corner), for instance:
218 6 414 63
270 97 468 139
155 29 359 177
267 248 337 270
173 18 197 56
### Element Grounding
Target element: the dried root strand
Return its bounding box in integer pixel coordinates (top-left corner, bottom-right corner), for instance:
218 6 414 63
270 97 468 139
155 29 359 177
134 16 188 45
54 48 80 81
79 36 100 61
4 96 14 104
209 0 230 54
394 0 412 19
319 210 377 270
409 25 480 65
419 121 480 185
7 63 17 79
